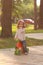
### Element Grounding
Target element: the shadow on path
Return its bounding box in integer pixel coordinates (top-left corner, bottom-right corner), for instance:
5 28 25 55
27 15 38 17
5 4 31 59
0 46 43 65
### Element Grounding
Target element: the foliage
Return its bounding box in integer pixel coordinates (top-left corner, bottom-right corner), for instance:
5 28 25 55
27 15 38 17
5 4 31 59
21 3 34 19
12 0 23 18
23 0 34 5
12 0 34 19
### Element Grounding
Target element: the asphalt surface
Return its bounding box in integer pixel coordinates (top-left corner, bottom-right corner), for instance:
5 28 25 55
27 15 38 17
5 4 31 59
0 46 43 65
0 33 43 65
25 33 43 39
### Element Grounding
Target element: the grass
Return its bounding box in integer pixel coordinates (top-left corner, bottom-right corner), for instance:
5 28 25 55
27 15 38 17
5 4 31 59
0 24 43 35
12 24 43 36
26 37 43 46
0 38 16 49
12 24 43 34
25 25 43 33
0 37 43 49
0 24 43 49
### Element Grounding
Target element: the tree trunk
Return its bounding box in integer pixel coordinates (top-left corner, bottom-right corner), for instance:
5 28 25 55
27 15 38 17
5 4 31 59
1 0 12 37
34 0 37 30
39 0 43 29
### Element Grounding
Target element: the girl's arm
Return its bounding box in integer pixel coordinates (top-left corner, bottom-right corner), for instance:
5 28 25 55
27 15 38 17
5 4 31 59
15 32 18 39
14 30 18 40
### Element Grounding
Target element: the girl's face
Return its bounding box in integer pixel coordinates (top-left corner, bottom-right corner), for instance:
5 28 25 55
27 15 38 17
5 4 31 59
19 22 24 28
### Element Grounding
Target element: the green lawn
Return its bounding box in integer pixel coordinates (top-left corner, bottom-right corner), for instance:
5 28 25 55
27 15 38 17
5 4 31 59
0 37 43 49
25 25 43 33
12 24 43 35
26 37 43 46
0 24 43 49
0 24 43 35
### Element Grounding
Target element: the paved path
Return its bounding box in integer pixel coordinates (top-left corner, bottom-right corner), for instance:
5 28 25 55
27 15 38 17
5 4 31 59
0 46 43 65
25 33 43 39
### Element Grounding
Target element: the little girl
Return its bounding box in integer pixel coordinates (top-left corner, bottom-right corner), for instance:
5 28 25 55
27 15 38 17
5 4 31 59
15 19 28 54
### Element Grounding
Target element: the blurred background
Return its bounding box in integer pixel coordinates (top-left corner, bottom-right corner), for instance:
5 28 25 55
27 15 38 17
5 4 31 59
0 0 43 37
0 0 43 48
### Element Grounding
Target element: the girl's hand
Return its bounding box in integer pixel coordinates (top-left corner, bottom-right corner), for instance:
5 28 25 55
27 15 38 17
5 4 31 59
14 37 18 41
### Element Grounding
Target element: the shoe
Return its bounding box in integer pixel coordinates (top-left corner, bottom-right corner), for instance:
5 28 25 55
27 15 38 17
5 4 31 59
24 52 28 55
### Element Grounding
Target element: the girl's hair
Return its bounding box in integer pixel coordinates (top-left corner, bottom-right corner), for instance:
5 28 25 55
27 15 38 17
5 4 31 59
17 20 26 28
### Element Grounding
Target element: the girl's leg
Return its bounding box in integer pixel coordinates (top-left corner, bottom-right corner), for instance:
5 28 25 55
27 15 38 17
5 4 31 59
22 40 27 53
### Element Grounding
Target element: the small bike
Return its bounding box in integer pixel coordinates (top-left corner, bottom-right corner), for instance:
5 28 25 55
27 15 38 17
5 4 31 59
15 41 29 55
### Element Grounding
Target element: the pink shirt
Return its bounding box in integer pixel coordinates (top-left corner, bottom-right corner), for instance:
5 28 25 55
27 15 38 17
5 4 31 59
15 28 25 41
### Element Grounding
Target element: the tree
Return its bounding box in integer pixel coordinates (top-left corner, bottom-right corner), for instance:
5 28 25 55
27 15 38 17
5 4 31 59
39 0 43 29
1 0 12 37
34 0 38 30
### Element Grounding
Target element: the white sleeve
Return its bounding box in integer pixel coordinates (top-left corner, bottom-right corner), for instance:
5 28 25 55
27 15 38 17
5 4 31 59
15 31 18 39
21 28 25 33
